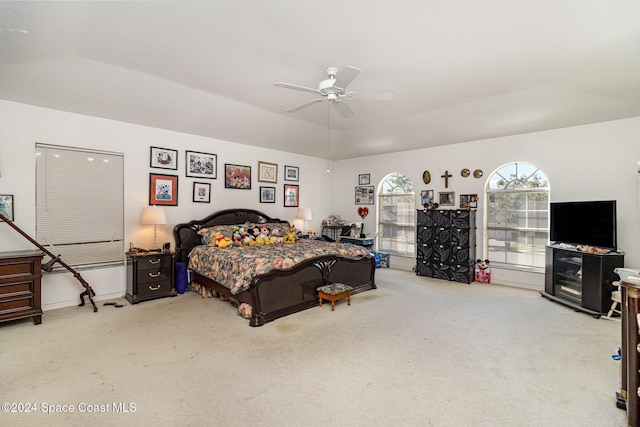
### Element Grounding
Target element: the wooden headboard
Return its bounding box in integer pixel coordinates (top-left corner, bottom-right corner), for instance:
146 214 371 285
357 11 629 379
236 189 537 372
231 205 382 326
172 209 289 263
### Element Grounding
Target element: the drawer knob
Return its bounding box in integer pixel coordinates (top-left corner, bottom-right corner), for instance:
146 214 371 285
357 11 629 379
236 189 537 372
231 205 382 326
148 271 161 278
148 259 161 264
149 284 161 291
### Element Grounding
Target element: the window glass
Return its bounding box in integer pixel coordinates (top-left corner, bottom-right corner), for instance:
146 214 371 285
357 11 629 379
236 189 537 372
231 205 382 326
378 173 415 256
486 162 549 271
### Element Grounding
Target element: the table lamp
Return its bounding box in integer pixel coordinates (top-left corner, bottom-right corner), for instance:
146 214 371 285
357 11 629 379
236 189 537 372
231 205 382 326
296 207 312 234
141 205 167 250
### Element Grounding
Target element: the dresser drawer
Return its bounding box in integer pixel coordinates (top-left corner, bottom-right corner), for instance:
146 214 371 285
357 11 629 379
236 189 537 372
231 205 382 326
0 295 34 313
0 280 34 297
0 250 43 325
0 258 39 278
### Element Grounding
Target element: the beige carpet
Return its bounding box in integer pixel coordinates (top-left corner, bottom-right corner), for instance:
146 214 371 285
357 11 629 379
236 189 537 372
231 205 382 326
0 268 628 426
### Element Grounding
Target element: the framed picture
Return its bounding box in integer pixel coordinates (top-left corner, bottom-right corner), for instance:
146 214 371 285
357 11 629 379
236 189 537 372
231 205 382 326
149 173 178 206
225 164 251 189
260 186 276 203
439 191 455 206
0 194 14 221
186 150 217 179
420 190 434 207
284 184 299 207
150 146 178 170
284 165 299 182
193 182 211 203
355 186 375 205
358 174 370 185
460 194 478 209
258 161 278 183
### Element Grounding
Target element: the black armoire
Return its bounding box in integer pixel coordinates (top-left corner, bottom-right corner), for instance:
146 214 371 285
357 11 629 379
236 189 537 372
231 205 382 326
416 209 477 284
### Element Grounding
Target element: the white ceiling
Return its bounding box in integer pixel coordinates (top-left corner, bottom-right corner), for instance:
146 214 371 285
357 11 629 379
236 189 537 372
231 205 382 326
1 1 639 160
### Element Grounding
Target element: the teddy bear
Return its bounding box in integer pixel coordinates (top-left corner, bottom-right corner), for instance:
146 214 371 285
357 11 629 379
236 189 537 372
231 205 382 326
238 303 253 319
214 231 233 248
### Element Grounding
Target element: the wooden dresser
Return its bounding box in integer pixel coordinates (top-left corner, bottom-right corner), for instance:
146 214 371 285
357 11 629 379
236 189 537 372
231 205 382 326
0 249 44 325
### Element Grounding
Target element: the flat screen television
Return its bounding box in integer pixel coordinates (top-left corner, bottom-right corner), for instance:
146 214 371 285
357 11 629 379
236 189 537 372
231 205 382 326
549 200 617 250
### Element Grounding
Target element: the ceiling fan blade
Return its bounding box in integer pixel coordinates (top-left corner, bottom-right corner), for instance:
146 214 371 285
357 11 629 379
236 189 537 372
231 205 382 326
274 82 322 95
346 91 395 101
332 100 353 118
286 98 324 113
334 66 361 90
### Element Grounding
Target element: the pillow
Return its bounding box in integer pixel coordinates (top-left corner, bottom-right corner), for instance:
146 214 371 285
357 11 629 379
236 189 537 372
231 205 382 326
197 225 236 245
246 222 290 232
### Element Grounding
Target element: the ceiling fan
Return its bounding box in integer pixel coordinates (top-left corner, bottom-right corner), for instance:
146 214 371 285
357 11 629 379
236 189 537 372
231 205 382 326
274 66 394 118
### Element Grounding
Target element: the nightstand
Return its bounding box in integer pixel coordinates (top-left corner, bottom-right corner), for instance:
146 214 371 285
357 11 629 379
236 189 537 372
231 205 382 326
125 251 176 304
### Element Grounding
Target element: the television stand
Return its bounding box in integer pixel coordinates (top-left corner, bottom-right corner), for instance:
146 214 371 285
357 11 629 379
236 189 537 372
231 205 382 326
543 244 624 317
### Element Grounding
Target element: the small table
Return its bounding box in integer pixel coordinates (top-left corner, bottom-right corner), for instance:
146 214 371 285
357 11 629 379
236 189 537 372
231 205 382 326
317 283 353 311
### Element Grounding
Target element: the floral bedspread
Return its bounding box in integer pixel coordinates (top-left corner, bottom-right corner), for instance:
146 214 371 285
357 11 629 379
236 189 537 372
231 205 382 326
188 239 371 295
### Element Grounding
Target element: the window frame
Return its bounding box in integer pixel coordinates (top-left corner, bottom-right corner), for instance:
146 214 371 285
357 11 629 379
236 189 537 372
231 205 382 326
484 162 549 272
377 173 416 257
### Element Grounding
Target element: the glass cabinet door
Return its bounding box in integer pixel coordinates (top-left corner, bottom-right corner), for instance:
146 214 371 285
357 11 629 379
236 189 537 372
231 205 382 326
553 249 583 304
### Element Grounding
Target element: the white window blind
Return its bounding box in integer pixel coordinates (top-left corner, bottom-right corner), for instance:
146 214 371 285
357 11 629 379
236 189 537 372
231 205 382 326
35 144 124 269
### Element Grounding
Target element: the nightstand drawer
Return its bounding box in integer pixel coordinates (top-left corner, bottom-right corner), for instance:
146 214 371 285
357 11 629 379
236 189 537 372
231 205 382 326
135 265 172 284
137 280 172 299
136 253 170 271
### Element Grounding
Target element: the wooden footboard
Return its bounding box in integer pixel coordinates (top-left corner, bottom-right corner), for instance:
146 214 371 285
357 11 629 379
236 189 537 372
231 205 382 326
191 254 376 327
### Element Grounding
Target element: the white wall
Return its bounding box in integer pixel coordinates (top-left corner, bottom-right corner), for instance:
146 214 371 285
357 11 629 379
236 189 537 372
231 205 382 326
332 117 640 289
0 100 334 310
2 99 638 306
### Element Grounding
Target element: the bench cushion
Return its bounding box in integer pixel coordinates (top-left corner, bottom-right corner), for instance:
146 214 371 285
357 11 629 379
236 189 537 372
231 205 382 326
317 283 353 295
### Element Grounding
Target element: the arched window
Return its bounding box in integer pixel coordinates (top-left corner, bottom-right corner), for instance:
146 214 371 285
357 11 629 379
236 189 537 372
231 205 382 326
486 162 549 271
378 173 415 256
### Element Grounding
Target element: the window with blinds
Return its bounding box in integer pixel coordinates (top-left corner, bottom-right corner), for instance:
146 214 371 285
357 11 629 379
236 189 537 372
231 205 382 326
485 162 549 271
35 144 124 269
377 173 415 256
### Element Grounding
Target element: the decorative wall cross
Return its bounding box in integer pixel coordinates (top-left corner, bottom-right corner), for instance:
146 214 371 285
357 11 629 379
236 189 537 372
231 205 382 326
441 170 452 188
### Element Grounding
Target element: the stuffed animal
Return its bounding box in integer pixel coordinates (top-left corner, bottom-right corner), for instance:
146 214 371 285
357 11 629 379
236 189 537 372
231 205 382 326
238 303 253 319
239 226 255 246
475 259 491 283
271 226 284 244
283 224 297 243
232 226 243 247
214 231 233 249
255 225 270 244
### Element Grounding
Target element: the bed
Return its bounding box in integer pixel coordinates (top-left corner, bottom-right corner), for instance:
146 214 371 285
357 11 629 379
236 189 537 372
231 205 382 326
173 209 376 327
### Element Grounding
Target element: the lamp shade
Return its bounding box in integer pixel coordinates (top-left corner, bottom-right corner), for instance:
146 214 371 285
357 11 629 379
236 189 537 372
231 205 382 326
296 207 312 221
141 205 167 225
